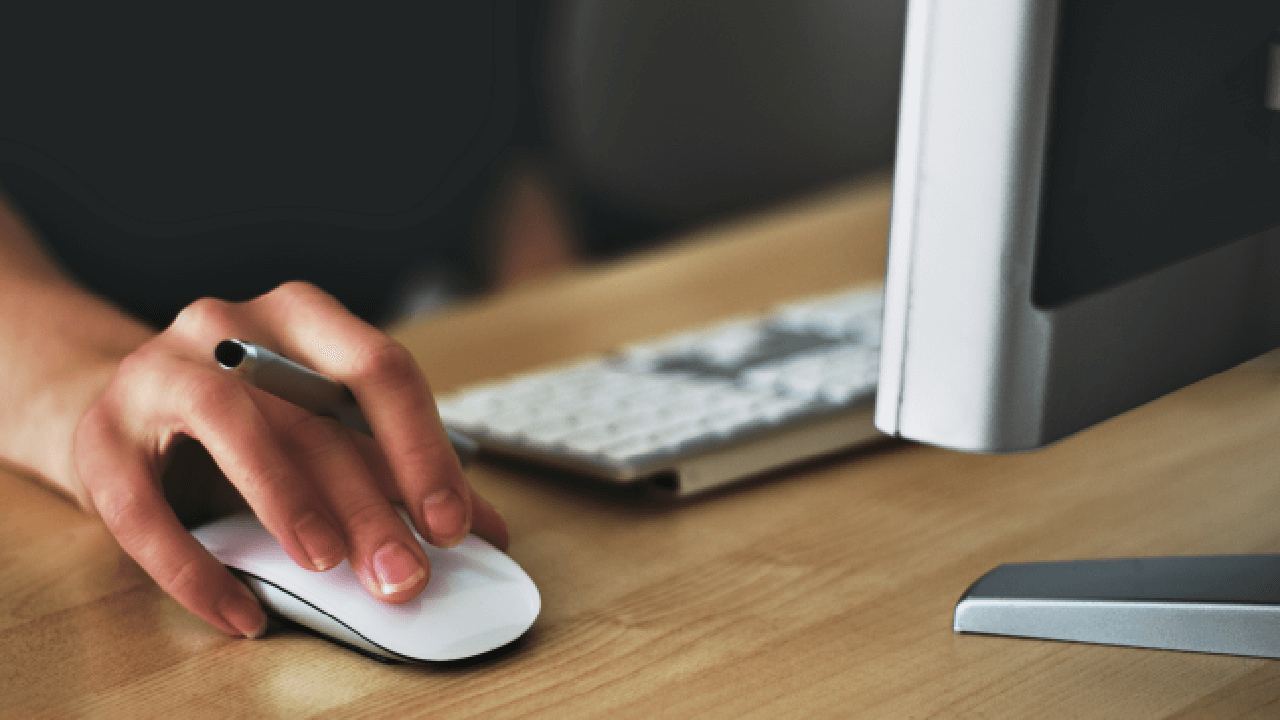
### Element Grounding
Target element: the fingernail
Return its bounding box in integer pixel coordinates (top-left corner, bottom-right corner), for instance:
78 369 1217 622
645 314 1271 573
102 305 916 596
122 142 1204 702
222 581 269 639
423 489 469 546
295 512 345 571
373 541 425 595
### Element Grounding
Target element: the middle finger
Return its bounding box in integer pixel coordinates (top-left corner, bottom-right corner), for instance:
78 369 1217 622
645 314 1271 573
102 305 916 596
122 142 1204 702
255 391 433 603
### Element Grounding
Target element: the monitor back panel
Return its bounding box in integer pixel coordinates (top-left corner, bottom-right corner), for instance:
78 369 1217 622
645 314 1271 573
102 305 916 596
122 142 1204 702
877 0 1280 452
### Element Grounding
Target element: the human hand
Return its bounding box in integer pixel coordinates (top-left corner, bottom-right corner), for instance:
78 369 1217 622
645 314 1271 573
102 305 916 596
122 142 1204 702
73 282 508 638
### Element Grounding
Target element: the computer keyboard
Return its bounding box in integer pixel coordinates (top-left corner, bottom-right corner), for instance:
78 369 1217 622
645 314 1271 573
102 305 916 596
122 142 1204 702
436 283 885 496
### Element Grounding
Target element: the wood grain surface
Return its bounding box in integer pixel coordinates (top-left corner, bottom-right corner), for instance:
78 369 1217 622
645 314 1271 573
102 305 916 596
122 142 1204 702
5 177 1280 718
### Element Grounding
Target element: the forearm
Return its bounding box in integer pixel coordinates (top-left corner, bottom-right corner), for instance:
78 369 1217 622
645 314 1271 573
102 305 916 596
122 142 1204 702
0 194 154 507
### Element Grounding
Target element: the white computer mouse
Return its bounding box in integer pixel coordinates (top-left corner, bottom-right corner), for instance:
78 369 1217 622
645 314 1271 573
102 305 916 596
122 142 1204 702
191 512 540 662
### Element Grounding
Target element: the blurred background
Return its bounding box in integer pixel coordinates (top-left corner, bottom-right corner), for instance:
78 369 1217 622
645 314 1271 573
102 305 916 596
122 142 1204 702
0 0 908 326
471 0 907 315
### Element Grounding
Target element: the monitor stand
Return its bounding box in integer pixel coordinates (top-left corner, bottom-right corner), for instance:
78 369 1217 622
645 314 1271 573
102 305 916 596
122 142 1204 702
954 555 1280 658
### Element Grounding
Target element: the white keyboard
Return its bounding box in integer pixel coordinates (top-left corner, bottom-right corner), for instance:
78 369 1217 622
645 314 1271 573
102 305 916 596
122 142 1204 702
437 284 885 496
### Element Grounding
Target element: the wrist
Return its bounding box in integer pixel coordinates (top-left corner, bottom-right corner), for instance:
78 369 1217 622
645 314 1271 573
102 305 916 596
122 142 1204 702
0 283 154 510
17 356 124 510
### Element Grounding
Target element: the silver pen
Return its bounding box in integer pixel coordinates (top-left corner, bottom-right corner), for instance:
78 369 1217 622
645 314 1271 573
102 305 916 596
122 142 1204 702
214 339 477 466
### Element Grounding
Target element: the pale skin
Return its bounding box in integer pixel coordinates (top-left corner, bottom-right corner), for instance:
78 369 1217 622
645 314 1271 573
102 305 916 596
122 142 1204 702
0 193 509 639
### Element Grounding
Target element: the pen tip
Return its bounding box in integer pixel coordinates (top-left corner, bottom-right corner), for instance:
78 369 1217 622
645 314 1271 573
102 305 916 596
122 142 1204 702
215 340 247 370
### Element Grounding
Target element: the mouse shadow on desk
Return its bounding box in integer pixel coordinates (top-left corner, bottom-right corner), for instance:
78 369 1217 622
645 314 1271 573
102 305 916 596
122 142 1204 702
428 627 541 670
475 436 903 513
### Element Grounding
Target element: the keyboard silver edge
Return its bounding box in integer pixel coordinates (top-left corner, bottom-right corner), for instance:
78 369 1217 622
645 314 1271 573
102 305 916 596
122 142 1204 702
453 401 883 496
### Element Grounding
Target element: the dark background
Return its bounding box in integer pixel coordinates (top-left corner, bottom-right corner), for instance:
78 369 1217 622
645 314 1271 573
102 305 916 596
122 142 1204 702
0 1 909 326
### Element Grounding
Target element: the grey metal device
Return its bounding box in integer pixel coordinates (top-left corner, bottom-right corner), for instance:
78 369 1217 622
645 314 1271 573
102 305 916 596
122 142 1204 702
955 557 1280 659
877 0 1280 655
214 339 477 466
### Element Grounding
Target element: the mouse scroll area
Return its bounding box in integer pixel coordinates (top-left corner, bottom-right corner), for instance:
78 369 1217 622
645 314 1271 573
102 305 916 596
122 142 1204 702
191 513 540 662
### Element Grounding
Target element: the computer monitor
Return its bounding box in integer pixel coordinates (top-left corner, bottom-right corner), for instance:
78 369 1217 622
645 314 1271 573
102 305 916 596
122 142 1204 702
876 0 1280 657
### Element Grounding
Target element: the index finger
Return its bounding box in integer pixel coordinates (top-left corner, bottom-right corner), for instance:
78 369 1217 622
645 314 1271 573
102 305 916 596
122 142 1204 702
249 282 473 548
76 404 268 638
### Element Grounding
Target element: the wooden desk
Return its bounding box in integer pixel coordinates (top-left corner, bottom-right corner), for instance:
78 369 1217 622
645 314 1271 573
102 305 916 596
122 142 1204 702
6 178 1280 718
